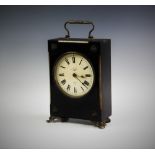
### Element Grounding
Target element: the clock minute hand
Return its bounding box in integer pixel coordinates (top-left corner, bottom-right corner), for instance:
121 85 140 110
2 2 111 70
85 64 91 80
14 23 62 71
73 73 88 89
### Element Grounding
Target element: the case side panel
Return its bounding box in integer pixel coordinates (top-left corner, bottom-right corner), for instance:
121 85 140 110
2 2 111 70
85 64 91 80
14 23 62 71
48 40 58 117
48 40 52 117
101 40 112 120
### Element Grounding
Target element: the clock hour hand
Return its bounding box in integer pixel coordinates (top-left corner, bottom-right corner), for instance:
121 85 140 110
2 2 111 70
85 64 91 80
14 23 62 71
81 74 92 78
80 75 85 78
73 73 88 89
78 75 91 78
75 74 85 78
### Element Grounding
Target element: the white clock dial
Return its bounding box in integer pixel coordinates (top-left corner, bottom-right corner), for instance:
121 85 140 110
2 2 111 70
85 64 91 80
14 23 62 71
54 52 94 98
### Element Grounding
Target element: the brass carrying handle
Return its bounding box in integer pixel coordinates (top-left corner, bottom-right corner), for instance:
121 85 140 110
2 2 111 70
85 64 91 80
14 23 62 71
64 20 95 38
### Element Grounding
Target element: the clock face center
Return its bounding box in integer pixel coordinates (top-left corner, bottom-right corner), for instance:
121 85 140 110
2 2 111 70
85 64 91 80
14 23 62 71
54 52 94 98
72 67 77 72
72 73 77 77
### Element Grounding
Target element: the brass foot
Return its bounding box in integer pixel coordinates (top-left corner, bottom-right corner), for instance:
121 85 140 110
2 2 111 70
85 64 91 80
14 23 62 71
46 116 61 123
106 118 111 123
95 121 106 129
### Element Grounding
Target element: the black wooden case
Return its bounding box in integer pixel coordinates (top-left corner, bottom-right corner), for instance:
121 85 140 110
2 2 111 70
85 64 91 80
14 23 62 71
47 20 111 128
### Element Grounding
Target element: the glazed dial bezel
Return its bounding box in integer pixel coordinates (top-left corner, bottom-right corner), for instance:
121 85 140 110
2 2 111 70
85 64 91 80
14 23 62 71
53 51 95 98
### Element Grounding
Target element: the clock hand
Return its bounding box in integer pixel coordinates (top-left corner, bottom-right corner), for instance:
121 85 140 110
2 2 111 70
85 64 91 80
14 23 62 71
80 74 91 78
80 75 85 78
77 74 91 78
73 73 88 89
75 75 85 78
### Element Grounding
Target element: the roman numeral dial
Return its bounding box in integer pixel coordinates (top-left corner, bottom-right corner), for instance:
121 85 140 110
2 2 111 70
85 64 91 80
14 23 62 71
54 52 94 98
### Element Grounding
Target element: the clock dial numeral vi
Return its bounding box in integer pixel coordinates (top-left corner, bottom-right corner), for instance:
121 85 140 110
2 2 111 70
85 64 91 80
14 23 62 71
67 85 70 91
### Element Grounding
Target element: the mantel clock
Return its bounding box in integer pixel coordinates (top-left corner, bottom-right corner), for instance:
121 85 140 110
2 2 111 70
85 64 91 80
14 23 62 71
47 20 112 128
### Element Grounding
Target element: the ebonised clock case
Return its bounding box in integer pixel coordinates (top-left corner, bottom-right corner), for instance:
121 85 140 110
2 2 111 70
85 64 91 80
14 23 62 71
47 37 112 128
